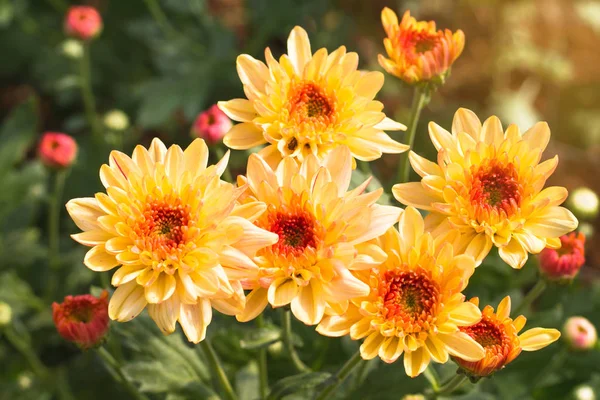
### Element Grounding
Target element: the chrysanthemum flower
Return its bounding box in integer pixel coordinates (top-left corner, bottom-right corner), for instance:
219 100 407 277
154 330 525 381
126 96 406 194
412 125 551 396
52 291 109 349
235 146 402 325
64 6 103 41
378 8 465 85
393 108 578 269
317 207 484 377
218 26 407 167
454 296 560 377
66 138 277 343
563 316 597 351
539 232 585 281
38 132 78 169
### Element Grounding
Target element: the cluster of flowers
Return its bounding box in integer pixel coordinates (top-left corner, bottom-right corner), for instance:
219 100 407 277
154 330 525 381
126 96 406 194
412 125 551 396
54 6 587 380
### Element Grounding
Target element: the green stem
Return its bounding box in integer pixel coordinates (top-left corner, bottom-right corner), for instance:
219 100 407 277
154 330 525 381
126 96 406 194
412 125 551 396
3 326 49 380
214 145 234 183
142 0 181 39
200 339 238 400
96 347 149 400
281 309 310 373
396 87 430 184
55 367 77 400
423 365 441 392
80 44 102 141
256 314 268 399
513 280 547 316
45 170 68 300
315 351 363 400
436 374 468 396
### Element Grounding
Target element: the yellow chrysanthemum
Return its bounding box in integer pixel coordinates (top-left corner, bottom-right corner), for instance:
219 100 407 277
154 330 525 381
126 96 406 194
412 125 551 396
316 207 485 377
393 108 578 269
454 296 560 377
378 8 465 84
218 26 408 168
235 146 402 325
66 138 277 343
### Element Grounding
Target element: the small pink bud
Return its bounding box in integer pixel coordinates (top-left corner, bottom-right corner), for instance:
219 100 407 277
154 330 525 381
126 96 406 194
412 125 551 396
64 6 103 41
191 105 232 145
38 132 78 169
538 232 585 281
563 316 597 351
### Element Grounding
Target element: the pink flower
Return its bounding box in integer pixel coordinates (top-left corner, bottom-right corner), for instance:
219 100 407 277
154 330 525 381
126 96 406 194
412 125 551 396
38 132 78 169
538 232 585 281
191 105 232 145
563 316 597 351
64 6 103 41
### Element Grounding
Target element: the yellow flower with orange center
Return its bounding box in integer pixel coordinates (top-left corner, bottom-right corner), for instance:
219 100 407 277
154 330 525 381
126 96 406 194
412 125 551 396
393 108 578 269
66 138 278 343
378 8 465 84
218 26 408 168
316 207 485 377
235 146 402 325
454 296 560 377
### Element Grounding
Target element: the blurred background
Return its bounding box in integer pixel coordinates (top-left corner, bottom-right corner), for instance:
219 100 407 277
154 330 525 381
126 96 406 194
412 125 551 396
0 0 599 399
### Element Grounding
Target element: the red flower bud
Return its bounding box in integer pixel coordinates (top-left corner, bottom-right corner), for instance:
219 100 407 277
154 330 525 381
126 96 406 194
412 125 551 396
191 105 232 145
52 291 109 350
38 132 78 169
539 232 586 281
64 6 103 41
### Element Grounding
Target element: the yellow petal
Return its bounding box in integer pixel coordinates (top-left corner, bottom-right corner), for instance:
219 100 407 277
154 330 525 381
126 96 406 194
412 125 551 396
398 206 424 253
223 122 266 149
236 54 268 93
349 204 401 245
108 281 147 321
525 207 578 238
498 239 528 269
71 230 113 246
323 146 352 196
111 264 146 286
66 198 104 231
354 71 384 99
447 302 482 326
519 328 560 351
374 117 407 131
360 332 386 360
217 99 256 122
145 273 177 304
409 151 442 177
425 335 449 363
84 245 120 272
464 233 493 266
246 153 278 194
183 138 209 178
378 336 403 363
291 281 326 325
438 332 485 362
236 287 268 322
147 295 180 335
268 278 298 307
392 182 439 211
403 347 430 377
452 108 481 140
523 121 550 152
179 299 212 343
287 26 312 75
148 138 167 163
428 122 455 151
381 7 399 37
316 314 357 337
224 216 279 256
481 115 504 146
496 296 511 321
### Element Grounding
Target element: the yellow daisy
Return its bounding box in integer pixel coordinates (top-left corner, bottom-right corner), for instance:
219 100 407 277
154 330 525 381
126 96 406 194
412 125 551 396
316 207 485 377
66 138 278 343
393 108 578 269
235 145 402 325
218 26 408 167
454 296 560 377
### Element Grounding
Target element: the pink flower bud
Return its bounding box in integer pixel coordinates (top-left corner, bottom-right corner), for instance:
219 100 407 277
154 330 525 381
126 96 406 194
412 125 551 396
563 316 597 351
538 232 585 281
38 132 78 169
191 105 232 145
64 6 103 41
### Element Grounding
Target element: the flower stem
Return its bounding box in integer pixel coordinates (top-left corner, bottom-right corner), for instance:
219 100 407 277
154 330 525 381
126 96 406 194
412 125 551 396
315 350 363 400
200 339 238 400
142 0 181 39
80 44 102 141
424 365 441 392
436 374 468 396
396 87 430 184
96 347 149 400
281 309 310 373
256 314 268 399
214 145 234 183
45 169 68 301
513 280 547 316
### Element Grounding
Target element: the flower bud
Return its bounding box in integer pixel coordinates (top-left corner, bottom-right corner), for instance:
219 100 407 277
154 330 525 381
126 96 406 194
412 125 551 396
64 6 102 41
60 39 83 59
103 109 130 131
52 291 109 350
192 105 232 145
0 301 12 326
563 316 597 351
539 232 585 281
568 187 599 220
38 132 78 169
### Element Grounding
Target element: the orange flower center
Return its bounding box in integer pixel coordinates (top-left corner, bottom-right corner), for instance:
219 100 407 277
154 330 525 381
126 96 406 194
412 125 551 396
379 270 439 333
136 199 192 255
460 318 511 357
268 210 317 257
469 161 522 218
398 29 442 62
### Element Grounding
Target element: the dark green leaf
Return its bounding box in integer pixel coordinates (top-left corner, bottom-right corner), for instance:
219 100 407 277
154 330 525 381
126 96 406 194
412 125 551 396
267 372 331 400
240 326 282 350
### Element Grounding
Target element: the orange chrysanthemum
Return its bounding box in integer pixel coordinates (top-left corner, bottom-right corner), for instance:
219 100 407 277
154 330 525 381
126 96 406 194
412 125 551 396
66 138 277 343
235 146 402 325
454 296 560 377
219 26 408 168
378 8 465 85
393 108 578 269
317 207 485 377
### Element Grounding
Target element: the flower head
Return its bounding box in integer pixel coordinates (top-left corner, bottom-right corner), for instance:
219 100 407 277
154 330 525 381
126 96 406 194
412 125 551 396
64 6 103 41
378 8 465 85
393 108 578 269
38 132 78 169
192 105 232 145
104 110 130 131
568 187 599 220
539 232 585 281
219 26 407 168
317 207 485 377
52 291 109 349
235 146 402 325
66 138 277 343
563 316 597 351
454 296 560 377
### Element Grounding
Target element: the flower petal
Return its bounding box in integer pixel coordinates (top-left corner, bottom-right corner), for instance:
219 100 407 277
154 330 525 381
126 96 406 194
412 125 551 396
147 295 180 335
179 299 212 344
438 332 485 362
291 280 326 325
218 99 256 122
223 123 266 149
236 287 269 322
403 346 430 377
84 245 120 272
519 328 561 351
452 108 482 140
447 301 482 326
108 281 147 322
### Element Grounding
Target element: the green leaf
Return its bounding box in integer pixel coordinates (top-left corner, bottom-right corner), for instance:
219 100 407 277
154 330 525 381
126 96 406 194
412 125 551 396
0 97 38 176
236 362 260 400
240 326 282 350
165 382 219 400
122 361 196 393
0 271 43 315
267 372 332 400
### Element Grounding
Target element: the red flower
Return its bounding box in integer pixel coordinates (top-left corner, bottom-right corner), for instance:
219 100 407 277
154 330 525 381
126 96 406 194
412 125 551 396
192 105 232 145
38 132 78 169
539 232 586 281
52 291 109 349
64 6 103 41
